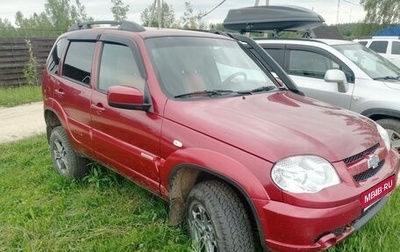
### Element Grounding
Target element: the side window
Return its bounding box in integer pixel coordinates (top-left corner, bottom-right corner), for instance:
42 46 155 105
62 41 96 84
391 41 400 55
98 43 145 92
369 41 388 53
47 38 68 75
264 48 285 66
288 50 339 79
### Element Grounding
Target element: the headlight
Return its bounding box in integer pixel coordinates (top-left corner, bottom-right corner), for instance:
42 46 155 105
271 155 340 193
376 124 391 150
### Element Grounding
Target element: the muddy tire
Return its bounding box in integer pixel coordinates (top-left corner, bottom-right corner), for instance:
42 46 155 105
49 126 89 179
186 180 255 252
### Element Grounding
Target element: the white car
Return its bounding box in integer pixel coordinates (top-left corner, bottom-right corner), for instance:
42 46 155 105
258 38 400 152
354 37 400 67
222 5 400 153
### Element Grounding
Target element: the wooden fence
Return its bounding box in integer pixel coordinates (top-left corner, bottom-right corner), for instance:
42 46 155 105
0 37 56 88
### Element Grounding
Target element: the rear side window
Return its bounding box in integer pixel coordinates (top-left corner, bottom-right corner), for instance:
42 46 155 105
47 38 68 75
288 50 339 79
62 41 96 85
264 48 285 66
391 41 400 55
369 41 388 53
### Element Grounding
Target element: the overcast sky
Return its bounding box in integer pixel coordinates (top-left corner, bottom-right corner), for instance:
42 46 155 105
1 0 365 26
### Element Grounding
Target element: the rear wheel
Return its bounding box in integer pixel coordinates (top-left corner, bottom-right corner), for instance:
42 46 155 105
49 126 89 179
376 119 400 152
186 180 255 252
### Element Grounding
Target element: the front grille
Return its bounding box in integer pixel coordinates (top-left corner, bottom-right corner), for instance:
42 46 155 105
353 160 385 182
343 143 379 165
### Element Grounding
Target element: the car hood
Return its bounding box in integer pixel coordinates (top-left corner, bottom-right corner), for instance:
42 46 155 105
164 91 381 163
383 81 400 91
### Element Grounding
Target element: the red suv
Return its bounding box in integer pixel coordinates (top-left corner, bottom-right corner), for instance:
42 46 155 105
42 21 399 252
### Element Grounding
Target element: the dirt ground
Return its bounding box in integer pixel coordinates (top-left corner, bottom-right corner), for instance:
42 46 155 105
0 102 45 143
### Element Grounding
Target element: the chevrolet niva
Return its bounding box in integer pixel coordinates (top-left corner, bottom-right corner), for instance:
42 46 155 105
42 21 399 252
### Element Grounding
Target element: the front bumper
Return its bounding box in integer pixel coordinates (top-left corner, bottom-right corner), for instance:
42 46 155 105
259 195 389 252
257 147 400 251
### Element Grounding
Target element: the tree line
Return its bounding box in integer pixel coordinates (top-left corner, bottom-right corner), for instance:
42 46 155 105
0 0 209 37
0 0 399 39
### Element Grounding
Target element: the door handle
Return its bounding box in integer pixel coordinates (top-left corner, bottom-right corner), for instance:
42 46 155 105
91 103 106 113
54 88 64 96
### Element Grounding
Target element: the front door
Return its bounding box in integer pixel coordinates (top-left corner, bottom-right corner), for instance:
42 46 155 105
90 40 162 193
286 48 354 109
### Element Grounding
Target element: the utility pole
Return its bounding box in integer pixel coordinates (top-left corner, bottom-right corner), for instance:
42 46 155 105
148 0 162 28
254 0 269 5
157 0 162 28
336 0 340 24
149 0 156 27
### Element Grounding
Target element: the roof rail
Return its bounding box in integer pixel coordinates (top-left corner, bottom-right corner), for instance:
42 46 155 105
372 36 400 39
68 20 145 32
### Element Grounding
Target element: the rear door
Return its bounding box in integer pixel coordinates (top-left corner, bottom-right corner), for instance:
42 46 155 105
263 43 355 109
57 39 96 153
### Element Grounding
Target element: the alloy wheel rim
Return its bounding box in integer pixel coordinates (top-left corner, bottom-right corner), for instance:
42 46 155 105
189 202 217 252
53 138 68 173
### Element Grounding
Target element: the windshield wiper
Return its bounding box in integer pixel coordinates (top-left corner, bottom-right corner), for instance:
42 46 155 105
237 86 276 94
373 76 400 81
174 89 236 99
174 86 277 98
251 86 277 92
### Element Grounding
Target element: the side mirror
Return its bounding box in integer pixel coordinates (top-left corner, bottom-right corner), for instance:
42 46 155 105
107 85 151 111
324 69 349 93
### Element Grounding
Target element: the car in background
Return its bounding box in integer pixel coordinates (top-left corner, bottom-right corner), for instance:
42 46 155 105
224 6 400 153
354 36 400 67
223 6 400 154
257 39 400 153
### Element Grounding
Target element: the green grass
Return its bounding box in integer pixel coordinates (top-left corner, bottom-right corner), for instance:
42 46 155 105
0 135 190 251
0 85 42 107
0 135 399 251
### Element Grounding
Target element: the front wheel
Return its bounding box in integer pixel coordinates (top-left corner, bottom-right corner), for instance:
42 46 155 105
376 119 400 152
49 126 89 179
186 180 255 252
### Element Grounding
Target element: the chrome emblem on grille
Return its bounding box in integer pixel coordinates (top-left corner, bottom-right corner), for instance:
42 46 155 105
367 154 380 169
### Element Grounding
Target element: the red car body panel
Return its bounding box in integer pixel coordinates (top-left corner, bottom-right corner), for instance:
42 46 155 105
163 92 381 163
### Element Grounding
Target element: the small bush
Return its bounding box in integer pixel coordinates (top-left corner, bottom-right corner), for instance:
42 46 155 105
23 39 39 86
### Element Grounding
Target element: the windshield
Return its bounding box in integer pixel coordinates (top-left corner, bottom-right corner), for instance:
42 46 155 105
333 43 400 80
145 36 278 98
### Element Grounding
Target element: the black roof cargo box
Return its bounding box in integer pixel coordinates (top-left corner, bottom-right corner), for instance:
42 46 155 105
223 5 325 33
